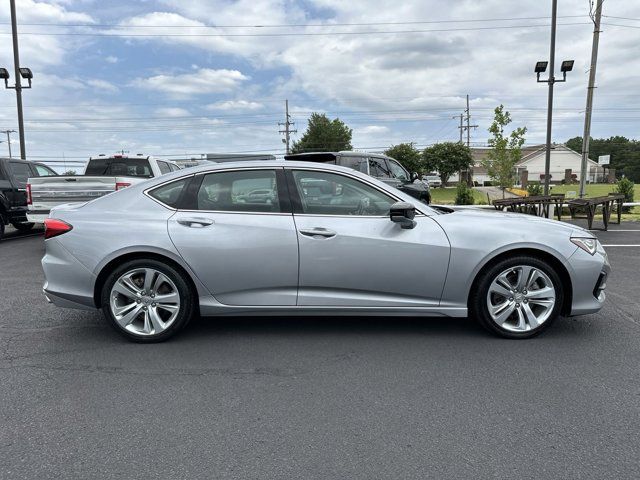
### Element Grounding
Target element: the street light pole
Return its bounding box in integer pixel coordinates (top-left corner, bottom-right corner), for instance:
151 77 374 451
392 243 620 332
9 0 26 160
542 0 558 196
536 0 573 197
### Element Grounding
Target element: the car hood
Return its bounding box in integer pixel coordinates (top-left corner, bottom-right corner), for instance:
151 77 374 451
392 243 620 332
432 207 593 237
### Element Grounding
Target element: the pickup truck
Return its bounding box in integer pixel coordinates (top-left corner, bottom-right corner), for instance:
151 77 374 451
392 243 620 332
27 154 180 223
0 157 58 239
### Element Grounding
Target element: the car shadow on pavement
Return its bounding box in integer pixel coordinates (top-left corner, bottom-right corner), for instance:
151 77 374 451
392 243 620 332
179 315 488 340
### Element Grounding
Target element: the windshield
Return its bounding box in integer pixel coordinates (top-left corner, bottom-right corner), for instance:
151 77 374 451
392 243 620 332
386 158 409 181
85 158 153 178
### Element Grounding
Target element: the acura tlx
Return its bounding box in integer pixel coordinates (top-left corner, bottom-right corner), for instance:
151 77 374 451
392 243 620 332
41 161 609 342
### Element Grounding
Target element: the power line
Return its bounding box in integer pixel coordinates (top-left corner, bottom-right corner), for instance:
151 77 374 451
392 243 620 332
0 22 592 37
0 15 589 29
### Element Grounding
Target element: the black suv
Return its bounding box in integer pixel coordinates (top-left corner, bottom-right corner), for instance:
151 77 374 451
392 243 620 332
284 151 431 204
0 157 57 238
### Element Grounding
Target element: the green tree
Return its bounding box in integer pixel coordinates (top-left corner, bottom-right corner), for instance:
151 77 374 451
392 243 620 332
615 177 634 212
482 105 527 189
565 136 640 183
384 143 423 176
455 182 475 205
291 113 352 153
422 142 473 186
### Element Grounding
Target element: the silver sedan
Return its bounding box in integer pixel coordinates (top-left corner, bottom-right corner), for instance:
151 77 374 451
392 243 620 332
41 161 610 342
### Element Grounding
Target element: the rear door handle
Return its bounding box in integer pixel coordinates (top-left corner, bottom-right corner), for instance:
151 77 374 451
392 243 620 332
299 228 337 238
177 217 214 228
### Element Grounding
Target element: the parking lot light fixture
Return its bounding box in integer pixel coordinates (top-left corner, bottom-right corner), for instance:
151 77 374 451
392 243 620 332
535 61 548 81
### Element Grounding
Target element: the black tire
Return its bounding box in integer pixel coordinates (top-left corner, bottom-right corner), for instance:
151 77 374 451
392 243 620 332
469 255 564 339
101 259 196 342
0 213 5 240
11 221 35 232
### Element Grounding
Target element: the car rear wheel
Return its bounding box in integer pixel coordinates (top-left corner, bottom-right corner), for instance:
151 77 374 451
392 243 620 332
101 259 196 342
470 255 563 339
11 221 34 232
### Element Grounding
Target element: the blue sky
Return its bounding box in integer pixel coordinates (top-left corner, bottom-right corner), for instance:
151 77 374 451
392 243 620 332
0 0 639 169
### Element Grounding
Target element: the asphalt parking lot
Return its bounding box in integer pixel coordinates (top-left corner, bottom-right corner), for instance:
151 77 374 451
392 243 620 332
1 221 639 479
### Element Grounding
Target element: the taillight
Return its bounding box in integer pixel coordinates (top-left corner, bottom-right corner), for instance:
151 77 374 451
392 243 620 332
26 183 32 205
115 182 131 191
44 218 73 239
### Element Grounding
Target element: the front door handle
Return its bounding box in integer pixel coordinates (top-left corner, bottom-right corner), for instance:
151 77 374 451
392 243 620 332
177 217 214 228
299 228 337 238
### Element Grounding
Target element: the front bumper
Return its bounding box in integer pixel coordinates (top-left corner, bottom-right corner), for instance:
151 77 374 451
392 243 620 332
567 246 611 316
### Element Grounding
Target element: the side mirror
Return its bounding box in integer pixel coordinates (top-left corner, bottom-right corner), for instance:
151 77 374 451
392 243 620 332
390 202 416 229
410 172 418 182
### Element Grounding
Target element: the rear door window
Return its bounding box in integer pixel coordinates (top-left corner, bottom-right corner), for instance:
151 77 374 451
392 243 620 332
196 169 281 213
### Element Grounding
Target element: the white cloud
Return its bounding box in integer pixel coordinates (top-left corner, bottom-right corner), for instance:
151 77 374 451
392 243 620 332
154 107 191 117
0 0 95 67
355 125 389 135
131 68 249 96
86 79 119 93
206 100 264 111
105 55 119 64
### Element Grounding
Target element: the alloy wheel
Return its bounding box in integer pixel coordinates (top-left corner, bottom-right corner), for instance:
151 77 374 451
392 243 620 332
486 265 556 332
109 268 181 336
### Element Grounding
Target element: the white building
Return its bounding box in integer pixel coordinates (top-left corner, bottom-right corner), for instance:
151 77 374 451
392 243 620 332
469 144 605 185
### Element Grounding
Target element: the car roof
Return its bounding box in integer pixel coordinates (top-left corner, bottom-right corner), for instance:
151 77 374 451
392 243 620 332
284 151 391 161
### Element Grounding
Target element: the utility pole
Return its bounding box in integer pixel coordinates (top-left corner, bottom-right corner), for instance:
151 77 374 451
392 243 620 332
579 0 603 197
279 99 296 154
10 0 26 160
464 95 478 147
463 95 478 185
2 130 16 158
454 113 464 143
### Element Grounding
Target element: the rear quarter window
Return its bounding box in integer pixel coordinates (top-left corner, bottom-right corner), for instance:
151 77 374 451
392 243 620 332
8 162 32 186
148 178 189 208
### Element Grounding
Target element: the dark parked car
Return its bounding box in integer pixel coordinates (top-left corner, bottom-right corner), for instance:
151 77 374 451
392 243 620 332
284 151 431 204
0 157 57 238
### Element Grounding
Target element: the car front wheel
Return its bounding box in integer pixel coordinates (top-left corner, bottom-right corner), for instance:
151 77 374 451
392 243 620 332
101 259 196 342
470 255 563 339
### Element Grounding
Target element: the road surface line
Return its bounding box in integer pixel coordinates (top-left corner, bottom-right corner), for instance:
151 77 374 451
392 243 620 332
601 244 640 247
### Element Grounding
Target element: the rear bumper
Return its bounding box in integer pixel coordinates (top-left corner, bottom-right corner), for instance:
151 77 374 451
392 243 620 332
42 237 97 310
27 210 49 223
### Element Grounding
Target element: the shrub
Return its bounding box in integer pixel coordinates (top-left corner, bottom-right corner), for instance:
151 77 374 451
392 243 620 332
455 182 475 205
527 183 543 196
615 177 634 212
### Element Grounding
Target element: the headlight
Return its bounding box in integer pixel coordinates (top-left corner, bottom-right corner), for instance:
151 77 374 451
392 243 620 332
571 237 598 255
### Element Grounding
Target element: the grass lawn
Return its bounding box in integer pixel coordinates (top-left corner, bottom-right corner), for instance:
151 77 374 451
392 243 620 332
547 183 624 198
430 183 640 221
430 187 487 205
549 183 639 221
